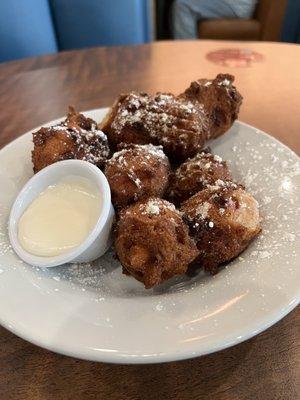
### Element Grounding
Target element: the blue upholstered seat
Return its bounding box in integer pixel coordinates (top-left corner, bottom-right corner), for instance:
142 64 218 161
50 0 152 50
0 0 152 63
0 0 58 62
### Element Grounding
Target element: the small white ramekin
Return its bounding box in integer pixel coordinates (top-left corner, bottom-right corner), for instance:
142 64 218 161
9 160 115 267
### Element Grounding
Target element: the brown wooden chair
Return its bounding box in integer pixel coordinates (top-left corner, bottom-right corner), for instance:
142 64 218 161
198 0 288 41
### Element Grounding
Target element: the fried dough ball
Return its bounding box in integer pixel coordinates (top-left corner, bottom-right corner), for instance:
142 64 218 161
167 150 232 204
32 107 110 173
181 74 242 139
181 181 261 274
100 92 209 162
115 198 199 288
100 74 242 161
105 144 170 210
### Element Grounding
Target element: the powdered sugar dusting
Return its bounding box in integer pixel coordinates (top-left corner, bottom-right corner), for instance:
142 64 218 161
110 144 167 162
111 92 209 150
218 78 231 87
221 131 300 276
141 198 176 216
33 110 109 167
196 202 211 219
106 143 169 191
172 151 227 191
214 154 222 162
144 200 160 216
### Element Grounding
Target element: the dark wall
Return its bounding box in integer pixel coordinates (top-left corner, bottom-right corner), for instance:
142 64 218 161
281 0 300 43
156 0 174 39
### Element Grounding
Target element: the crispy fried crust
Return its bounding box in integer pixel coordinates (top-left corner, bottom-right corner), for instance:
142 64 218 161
181 183 261 274
32 107 110 173
105 144 170 210
181 74 243 139
167 150 232 205
115 198 199 288
100 74 242 162
100 92 209 162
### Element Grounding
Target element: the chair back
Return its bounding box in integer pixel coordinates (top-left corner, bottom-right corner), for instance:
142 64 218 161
0 0 152 62
50 0 152 50
0 0 57 62
255 0 288 40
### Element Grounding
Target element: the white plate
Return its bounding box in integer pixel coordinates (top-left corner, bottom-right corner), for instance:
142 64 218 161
0 109 299 364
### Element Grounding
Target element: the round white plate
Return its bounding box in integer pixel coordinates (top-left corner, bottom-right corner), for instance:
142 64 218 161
0 109 299 364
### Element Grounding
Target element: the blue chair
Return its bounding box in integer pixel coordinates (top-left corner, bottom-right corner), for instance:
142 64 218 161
50 0 152 49
0 0 58 62
0 0 152 63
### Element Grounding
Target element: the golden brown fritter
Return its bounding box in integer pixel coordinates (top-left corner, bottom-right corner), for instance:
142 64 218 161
115 198 199 288
167 150 232 204
181 73 242 139
105 144 170 210
100 74 242 162
100 92 209 162
181 181 261 274
32 107 110 173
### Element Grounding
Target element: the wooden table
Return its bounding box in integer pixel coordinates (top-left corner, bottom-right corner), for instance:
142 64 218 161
0 40 299 400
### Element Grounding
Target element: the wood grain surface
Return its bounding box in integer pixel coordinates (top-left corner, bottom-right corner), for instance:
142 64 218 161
0 40 299 400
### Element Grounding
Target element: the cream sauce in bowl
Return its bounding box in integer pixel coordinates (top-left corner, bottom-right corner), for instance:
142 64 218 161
9 159 115 267
18 176 101 257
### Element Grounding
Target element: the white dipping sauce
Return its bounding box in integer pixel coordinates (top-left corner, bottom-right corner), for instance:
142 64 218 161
18 176 101 257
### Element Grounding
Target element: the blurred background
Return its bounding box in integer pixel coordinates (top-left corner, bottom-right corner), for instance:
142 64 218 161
0 0 299 63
